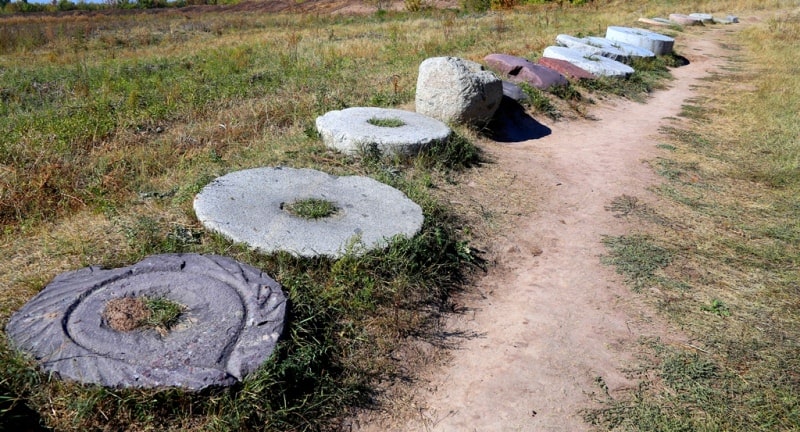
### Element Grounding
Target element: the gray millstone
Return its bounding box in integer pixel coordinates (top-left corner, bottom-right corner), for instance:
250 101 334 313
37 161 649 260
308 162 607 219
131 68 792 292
315 107 451 156
555 34 632 62
689 13 714 23
193 167 424 258
584 36 656 59
5 254 286 390
542 46 635 78
669 13 703 26
637 17 676 27
714 15 739 24
605 26 675 56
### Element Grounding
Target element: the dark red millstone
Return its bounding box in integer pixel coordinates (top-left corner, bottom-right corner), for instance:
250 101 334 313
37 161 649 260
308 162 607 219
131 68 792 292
484 54 568 89
537 57 595 80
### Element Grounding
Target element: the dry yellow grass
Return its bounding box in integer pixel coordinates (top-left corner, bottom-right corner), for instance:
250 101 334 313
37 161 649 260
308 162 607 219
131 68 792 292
2 1 798 430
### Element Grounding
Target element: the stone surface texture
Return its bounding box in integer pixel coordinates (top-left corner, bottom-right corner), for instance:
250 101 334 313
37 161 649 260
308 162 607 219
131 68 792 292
415 56 503 125
542 46 635 77
638 17 675 27
606 26 675 55
194 167 424 258
669 13 703 25
555 34 630 62
483 54 568 89
714 15 739 24
689 13 714 23
501 80 529 103
315 107 451 156
6 254 286 390
584 36 656 58
537 57 595 80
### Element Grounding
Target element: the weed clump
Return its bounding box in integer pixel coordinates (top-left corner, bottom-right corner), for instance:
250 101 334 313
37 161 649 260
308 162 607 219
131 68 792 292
283 198 339 219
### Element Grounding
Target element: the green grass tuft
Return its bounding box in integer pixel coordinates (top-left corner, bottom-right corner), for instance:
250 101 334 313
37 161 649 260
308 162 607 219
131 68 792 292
283 198 339 219
367 117 405 127
141 297 185 332
601 235 672 291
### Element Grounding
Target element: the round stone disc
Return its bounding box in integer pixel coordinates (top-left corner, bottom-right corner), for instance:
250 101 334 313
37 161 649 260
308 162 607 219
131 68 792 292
5 254 286 390
193 167 425 258
315 107 451 156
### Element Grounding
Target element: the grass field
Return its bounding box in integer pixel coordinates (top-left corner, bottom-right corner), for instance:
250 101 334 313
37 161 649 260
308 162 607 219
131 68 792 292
591 7 800 431
1 0 798 430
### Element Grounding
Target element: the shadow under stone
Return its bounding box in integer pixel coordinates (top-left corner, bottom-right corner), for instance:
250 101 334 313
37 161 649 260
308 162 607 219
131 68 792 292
0 398 50 432
488 97 552 143
671 54 691 67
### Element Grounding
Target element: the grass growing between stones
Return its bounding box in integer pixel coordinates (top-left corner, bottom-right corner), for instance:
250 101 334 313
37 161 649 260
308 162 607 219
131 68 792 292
590 11 800 431
0 0 794 430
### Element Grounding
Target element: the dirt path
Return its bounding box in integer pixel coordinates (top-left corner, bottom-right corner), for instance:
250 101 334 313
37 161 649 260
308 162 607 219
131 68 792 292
357 24 736 432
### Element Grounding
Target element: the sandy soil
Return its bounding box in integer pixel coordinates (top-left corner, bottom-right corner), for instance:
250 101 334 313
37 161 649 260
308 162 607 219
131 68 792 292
356 24 735 432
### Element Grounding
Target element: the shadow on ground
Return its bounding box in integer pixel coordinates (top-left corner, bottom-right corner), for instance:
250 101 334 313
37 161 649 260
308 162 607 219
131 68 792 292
488 97 552 143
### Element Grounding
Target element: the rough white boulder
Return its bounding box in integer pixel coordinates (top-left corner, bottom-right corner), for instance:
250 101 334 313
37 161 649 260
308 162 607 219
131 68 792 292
415 56 503 125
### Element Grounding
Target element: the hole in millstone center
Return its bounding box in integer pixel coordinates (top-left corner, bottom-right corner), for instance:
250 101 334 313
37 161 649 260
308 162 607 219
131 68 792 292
281 198 339 219
103 296 186 335
366 117 405 128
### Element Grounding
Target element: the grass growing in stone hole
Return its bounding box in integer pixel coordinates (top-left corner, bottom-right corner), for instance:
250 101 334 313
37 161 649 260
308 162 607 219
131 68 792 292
141 297 185 333
283 198 339 219
367 117 405 127
589 13 800 431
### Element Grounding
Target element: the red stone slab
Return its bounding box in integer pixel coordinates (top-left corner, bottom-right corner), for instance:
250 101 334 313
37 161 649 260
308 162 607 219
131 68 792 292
484 54 568 89
537 57 594 80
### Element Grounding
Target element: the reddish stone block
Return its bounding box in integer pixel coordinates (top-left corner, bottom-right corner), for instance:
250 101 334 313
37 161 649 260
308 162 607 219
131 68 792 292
484 53 568 89
537 57 595 80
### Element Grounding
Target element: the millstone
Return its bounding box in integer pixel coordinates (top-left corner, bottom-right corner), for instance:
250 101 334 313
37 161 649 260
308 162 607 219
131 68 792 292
193 167 424 258
542 46 635 78
555 34 631 62
315 107 451 156
5 254 286 390
669 13 703 26
584 36 656 59
605 26 675 56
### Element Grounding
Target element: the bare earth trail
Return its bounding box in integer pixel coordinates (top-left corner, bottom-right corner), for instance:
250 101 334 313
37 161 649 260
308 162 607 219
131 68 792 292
359 24 736 431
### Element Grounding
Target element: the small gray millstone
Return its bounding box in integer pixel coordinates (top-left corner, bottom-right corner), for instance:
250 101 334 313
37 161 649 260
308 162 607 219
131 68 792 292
315 107 451 156
542 46 635 78
689 13 714 23
193 167 424 258
5 254 286 390
605 26 675 56
556 34 632 62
